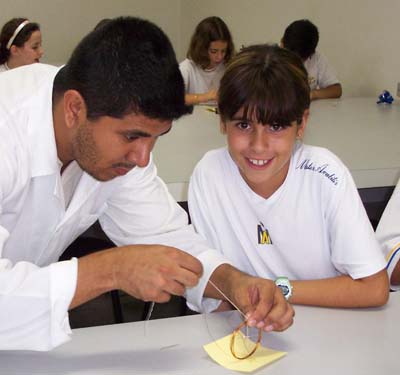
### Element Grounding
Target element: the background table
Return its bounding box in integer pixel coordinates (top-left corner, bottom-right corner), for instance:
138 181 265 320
305 97 400 189
1 293 398 375
153 98 400 202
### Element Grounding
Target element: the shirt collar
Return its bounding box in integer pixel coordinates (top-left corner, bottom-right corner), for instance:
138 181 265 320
28 66 62 177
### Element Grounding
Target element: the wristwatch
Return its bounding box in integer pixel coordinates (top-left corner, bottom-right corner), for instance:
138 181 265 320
275 277 293 301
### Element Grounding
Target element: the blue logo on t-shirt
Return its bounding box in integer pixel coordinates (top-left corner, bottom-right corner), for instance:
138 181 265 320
296 158 339 185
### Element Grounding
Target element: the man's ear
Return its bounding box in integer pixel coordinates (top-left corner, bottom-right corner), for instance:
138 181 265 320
63 90 87 129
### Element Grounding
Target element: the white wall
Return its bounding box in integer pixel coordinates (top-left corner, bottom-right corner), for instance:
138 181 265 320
2 0 399 97
180 0 400 97
0 0 181 66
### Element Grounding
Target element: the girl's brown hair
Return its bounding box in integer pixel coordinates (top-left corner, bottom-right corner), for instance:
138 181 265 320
187 16 234 69
219 44 310 127
0 18 40 64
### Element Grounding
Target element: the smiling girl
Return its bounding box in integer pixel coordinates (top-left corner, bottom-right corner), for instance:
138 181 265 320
0 18 43 72
188 44 389 308
179 17 234 105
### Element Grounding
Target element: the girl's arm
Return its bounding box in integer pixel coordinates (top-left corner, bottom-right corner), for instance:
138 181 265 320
310 83 342 100
290 269 389 307
184 89 217 105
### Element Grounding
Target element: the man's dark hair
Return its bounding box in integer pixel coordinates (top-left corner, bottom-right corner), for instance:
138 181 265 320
53 16 190 121
282 19 319 60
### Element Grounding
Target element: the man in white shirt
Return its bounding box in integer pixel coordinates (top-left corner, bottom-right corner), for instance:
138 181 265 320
0 17 293 351
281 19 342 101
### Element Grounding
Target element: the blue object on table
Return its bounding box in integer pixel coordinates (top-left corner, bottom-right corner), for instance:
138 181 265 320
377 90 394 104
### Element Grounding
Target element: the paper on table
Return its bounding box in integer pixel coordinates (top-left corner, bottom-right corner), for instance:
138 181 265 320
203 333 286 373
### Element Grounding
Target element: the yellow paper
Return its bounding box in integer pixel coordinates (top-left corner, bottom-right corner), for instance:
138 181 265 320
203 333 286 373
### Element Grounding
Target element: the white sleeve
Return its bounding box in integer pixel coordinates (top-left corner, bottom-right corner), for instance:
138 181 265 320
376 181 400 291
316 52 340 89
0 258 77 351
98 155 228 312
327 166 386 279
179 59 190 93
0 134 78 351
188 162 223 257
188 160 238 308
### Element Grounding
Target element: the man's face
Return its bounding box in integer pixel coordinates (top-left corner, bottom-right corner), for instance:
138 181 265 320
71 113 172 181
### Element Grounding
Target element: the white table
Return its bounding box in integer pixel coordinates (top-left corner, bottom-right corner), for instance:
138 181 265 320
153 98 400 201
2 294 398 375
305 97 400 190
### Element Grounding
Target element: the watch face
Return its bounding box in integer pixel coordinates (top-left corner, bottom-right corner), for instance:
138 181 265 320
278 284 289 296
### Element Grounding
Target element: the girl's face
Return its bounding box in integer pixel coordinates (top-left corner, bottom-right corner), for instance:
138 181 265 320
207 40 227 69
222 108 308 199
11 30 43 67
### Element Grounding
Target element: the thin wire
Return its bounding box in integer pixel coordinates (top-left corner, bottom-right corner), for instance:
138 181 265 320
208 279 247 320
145 301 155 321
208 279 263 360
143 301 155 336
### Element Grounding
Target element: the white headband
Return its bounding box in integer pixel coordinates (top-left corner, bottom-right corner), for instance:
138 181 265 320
6 20 30 50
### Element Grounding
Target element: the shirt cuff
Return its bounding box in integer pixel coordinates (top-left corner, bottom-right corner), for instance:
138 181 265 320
185 250 232 313
49 257 78 348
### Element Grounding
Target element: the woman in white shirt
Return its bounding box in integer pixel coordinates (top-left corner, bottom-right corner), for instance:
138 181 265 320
0 17 43 73
180 16 234 105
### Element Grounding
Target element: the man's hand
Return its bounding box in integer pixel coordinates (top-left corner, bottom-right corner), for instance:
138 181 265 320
70 244 203 309
205 265 294 332
113 244 203 302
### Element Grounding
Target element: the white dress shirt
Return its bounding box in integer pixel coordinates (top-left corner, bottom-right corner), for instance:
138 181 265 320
0 64 227 350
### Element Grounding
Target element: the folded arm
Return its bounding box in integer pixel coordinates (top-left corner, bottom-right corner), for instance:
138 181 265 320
290 269 389 307
311 83 342 100
184 89 218 105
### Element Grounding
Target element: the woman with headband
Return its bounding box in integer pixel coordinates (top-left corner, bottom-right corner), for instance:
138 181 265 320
0 18 43 72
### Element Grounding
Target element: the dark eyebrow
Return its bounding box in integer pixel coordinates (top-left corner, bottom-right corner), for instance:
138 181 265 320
124 125 172 138
125 130 152 138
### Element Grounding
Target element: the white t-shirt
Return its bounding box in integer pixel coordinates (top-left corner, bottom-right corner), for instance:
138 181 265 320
376 180 400 291
179 58 225 94
304 51 340 90
0 63 8 73
189 144 386 282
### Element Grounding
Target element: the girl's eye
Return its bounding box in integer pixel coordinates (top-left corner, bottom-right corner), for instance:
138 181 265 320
236 122 251 130
269 123 286 132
